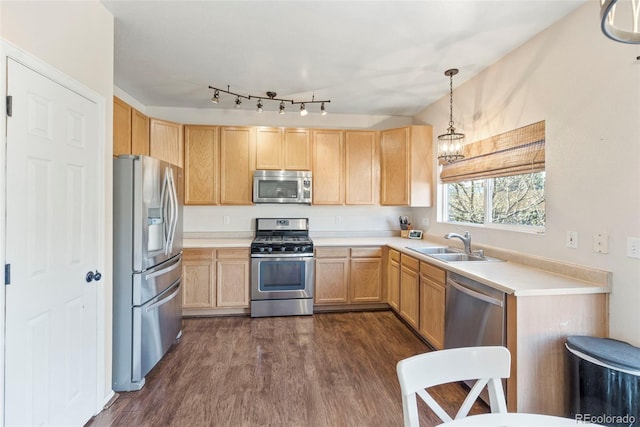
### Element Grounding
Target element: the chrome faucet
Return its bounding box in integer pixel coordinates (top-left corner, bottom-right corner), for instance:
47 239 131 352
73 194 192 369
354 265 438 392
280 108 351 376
444 231 472 254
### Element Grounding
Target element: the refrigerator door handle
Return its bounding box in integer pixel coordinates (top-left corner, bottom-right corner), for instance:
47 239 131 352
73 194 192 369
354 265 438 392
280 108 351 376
160 168 172 255
165 168 178 255
144 256 181 280
145 281 181 313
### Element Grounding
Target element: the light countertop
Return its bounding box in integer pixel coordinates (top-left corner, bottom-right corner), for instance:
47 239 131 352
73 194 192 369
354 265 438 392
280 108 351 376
183 236 611 297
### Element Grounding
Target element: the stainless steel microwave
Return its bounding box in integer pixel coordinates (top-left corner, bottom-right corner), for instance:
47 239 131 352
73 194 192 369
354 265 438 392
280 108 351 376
253 170 312 204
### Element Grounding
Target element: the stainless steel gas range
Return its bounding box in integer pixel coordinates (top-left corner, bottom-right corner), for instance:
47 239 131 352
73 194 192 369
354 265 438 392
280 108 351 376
250 218 314 317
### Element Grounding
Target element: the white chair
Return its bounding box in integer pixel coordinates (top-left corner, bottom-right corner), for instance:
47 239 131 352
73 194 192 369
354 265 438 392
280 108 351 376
396 346 511 427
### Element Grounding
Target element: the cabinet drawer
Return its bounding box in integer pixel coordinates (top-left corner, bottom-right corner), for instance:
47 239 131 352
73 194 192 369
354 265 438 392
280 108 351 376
400 254 419 271
420 262 446 284
389 249 400 262
315 247 349 258
216 248 249 259
351 247 382 258
183 248 215 261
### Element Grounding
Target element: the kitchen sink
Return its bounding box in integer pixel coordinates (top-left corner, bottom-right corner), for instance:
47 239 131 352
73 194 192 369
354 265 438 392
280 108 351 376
407 246 503 262
427 253 501 262
407 246 460 255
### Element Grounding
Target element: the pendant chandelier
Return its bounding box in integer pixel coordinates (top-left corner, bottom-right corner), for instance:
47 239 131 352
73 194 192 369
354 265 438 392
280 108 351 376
600 0 640 44
437 68 465 163
208 85 330 116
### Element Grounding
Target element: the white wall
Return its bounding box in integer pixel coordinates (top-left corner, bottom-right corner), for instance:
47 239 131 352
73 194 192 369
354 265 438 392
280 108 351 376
1 0 115 406
415 2 640 346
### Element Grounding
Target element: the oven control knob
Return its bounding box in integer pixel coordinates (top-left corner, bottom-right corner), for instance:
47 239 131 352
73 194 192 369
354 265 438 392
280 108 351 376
280 246 286 252
259 247 265 253
267 247 272 253
293 246 299 252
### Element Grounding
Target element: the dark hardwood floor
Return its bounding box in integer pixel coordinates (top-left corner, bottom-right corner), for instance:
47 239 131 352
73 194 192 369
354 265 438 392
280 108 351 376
87 311 488 427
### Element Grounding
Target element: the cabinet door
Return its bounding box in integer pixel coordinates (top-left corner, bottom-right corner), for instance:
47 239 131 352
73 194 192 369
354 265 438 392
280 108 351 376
113 96 132 156
388 250 401 312
284 128 311 170
408 125 433 207
419 262 447 349
255 127 283 170
345 131 378 205
184 125 218 205
219 126 255 205
131 108 149 156
350 258 382 303
182 249 215 309
312 130 344 205
380 127 410 206
216 249 250 307
150 118 184 167
400 255 419 328
315 258 349 304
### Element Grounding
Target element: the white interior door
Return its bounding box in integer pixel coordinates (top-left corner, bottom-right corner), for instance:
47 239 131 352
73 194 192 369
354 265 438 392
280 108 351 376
5 58 99 426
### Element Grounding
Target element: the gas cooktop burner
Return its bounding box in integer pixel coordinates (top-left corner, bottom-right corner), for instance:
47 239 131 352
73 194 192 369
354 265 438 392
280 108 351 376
251 218 313 256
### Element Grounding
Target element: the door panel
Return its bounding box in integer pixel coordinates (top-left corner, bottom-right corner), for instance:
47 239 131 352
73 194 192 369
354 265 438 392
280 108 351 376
5 58 99 426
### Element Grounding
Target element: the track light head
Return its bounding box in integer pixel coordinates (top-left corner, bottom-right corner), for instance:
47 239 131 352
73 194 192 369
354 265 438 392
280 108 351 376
279 101 285 115
235 96 242 108
299 103 308 116
211 89 220 104
256 99 263 113
320 102 327 116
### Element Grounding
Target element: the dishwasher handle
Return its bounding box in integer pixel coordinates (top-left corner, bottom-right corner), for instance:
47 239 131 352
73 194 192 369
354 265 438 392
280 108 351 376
448 278 504 308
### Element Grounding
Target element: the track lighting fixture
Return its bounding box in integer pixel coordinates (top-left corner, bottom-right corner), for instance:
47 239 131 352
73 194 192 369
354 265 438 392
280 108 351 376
208 85 330 115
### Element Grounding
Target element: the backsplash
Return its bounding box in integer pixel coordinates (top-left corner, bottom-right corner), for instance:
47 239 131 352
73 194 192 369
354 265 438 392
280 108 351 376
183 205 430 235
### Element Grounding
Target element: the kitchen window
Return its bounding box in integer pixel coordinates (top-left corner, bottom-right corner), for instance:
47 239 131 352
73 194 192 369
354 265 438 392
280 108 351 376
440 121 545 233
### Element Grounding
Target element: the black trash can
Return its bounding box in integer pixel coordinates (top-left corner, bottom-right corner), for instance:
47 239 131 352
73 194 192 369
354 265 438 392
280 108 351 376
566 336 640 427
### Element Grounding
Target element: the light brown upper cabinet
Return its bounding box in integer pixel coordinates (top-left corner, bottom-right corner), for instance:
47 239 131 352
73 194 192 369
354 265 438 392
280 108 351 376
345 130 379 205
380 125 433 206
184 125 218 205
113 96 149 157
150 118 183 167
113 97 132 156
219 126 255 205
131 109 150 156
312 129 344 205
255 127 311 170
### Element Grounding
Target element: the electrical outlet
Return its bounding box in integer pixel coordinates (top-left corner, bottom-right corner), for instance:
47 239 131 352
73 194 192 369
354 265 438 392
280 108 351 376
335 216 342 224
566 231 578 249
422 218 430 227
593 233 609 254
223 216 230 225
627 237 640 259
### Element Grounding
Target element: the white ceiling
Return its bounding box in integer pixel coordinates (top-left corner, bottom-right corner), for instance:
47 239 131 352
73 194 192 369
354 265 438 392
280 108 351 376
102 0 586 117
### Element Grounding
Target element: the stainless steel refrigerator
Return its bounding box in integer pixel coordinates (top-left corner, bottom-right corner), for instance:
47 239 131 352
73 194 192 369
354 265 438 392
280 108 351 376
112 155 183 392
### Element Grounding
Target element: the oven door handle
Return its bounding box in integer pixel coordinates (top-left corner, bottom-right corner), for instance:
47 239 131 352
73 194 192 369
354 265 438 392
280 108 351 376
251 254 314 259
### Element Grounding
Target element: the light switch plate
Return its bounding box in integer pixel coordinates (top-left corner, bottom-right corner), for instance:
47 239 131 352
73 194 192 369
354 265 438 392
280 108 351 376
627 237 640 259
566 231 578 249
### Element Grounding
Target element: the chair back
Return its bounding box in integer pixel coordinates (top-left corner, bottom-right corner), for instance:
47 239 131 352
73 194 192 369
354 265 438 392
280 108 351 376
396 346 511 426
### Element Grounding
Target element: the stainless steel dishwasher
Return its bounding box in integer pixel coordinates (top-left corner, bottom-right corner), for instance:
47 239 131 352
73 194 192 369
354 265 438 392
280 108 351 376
444 272 506 350
444 272 507 404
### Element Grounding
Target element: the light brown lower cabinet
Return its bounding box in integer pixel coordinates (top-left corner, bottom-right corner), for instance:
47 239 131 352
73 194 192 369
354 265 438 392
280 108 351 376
399 254 419 328
182 248 249 313
388 249 401 311
314 247 382 305
418 261 446 350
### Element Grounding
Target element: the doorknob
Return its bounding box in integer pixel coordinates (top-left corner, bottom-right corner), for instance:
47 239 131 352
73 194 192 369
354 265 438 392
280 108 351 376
86 270 102 283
